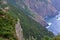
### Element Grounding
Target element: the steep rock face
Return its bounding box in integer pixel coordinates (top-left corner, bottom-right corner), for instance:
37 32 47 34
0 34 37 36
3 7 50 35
29 12 48 26
7 0 58 26
24 0 58 18
15 19 23 40
7 0 58 18
13 0 58 26
7 0 48 26
15 0 58 18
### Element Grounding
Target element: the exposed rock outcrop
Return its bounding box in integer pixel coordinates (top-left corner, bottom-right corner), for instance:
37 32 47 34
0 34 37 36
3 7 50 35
15 19 24 40
13 0 58 17
24 0 58 18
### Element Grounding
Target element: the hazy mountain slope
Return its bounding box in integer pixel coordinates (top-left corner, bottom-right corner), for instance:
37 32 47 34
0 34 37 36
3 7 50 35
7 0 59 27
7 0 48 27
8 5 54 40
15 0 58 18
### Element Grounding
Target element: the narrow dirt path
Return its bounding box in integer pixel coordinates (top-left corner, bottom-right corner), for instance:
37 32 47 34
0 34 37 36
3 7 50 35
15 19 23 40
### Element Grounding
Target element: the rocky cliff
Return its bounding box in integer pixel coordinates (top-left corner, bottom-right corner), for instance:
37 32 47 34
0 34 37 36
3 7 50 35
14 0 59 26
7 0 58 26
15 19 23 40
15 0 58 18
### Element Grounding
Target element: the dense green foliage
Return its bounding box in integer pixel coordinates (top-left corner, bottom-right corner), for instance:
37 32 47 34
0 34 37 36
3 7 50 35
42 35 60 40
0 9 17 40
8 5 54 40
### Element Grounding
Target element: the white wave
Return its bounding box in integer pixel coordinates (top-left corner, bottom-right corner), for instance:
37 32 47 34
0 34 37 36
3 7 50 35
46 22 52 28
46 26 50 28
48 22 52 26
56 17 60 21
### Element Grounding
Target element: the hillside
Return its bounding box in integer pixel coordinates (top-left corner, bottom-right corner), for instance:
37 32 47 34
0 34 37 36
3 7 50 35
0 9 17 40
7 0 59 27
8 5 54 40
0 0 54 40
42 35 60 40
15 0 58 18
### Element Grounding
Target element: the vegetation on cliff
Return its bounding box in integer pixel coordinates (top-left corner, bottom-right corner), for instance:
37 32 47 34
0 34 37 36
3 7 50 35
0 9 17 40
0 0 60 40
0 0 54 40
8 5 54 40
42 35 60 40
